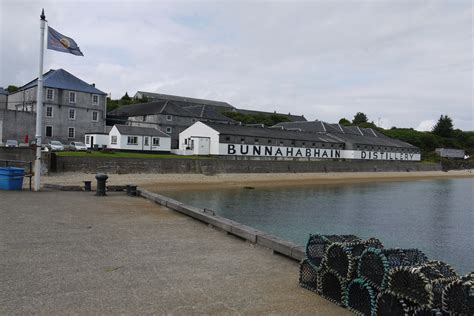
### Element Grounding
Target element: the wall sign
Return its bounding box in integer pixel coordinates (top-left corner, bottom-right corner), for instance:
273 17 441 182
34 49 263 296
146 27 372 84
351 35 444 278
219 144 420 161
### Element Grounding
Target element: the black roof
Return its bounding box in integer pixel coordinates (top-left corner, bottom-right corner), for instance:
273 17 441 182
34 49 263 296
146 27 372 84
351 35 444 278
203 122 344 144
274 121 416 148
108 100 234 122
114 124 170 137
231 108 307 122
20 69 106 95
135 91 234 108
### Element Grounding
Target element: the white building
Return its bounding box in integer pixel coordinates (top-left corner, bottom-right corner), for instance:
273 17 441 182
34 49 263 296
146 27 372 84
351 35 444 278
178 121 421 161
84 132 109 149
108 125 171 152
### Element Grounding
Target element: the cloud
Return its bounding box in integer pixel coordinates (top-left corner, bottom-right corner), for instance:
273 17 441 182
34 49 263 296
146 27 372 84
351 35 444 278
0 0 472 130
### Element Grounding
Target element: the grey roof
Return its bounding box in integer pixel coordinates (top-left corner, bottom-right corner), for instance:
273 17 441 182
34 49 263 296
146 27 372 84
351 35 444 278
203 122 344 144
107 100 234 122
20 69 106 95
0 87 8 95
135 91 234 108
114 124 170 137
274 120 416 148
232 108 307 122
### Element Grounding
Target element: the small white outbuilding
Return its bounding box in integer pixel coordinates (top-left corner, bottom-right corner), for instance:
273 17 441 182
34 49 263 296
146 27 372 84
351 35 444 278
108 125 171 152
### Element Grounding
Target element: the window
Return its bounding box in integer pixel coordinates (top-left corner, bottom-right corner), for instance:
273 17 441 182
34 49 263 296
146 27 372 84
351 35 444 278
45 125 53 137
127 136 138 145
166 127 172 133
69 109 76 120
111 135 117 145
46 89 54 100
254 138 259 144
92 111 99 122
68 127 75 139
46 106 53 118
92 94 99 105
153 138 160 146
85 136 90 144
166 115 172 121
144 137 149 146
69 91 76 104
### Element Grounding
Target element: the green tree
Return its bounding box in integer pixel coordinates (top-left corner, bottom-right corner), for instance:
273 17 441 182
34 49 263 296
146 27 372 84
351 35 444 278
352 112 369 125
432 115 454 138
6 85 18 93
338 118 351 126
121 92 131 101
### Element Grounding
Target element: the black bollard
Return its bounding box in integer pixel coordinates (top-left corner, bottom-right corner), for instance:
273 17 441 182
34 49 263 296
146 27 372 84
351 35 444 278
83 181 92 191
126 184 137 196
95 173 108 196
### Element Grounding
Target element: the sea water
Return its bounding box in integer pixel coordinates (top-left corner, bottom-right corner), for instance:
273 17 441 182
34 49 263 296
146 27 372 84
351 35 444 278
164 178 473 275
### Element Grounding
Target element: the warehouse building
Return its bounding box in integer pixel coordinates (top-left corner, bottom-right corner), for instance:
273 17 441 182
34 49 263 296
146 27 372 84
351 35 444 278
177 121 421 161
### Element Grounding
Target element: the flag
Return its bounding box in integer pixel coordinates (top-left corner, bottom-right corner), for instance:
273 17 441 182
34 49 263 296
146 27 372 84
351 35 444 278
47 26 84 56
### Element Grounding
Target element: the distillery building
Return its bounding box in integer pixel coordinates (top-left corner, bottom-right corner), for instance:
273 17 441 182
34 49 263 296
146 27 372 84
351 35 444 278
177 121 421 161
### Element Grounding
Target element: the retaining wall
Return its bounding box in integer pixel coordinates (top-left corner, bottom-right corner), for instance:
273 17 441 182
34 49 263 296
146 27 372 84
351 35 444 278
54 156 441 174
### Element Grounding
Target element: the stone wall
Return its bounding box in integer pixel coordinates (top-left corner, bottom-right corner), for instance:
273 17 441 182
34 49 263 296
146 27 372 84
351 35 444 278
54 155 441 174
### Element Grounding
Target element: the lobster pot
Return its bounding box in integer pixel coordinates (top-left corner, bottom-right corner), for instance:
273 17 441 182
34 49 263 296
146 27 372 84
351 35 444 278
299 258 320 293
327 239 384 282
442 273 473 315
403 248 429 266
387 261 458 308
411 306 446 316
358 248 428 291
346 278 377 316
374 291 417 316
305 234 360 270
320 269 347 306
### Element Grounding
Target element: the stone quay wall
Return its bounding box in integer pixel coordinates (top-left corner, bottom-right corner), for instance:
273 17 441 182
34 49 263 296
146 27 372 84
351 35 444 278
54 155 441 174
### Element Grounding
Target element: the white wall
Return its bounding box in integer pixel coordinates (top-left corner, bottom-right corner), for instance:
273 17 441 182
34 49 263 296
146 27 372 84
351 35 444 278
179 122 220 155
85 134 108 147
107 125 171 151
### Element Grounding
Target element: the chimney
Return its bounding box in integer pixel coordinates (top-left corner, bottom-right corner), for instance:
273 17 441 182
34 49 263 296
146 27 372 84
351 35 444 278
92 83 95 87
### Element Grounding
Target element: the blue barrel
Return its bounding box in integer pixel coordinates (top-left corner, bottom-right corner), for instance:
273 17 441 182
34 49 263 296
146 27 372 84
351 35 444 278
0 167 25 190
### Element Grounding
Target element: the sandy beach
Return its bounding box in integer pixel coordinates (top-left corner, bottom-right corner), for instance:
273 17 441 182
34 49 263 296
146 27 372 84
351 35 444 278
42 170 473 192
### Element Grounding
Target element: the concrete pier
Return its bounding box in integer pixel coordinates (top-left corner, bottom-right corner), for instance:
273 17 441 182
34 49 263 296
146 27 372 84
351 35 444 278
0 191 350 315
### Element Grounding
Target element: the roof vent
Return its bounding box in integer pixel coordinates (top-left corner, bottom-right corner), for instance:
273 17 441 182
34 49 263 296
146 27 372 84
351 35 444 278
91 83 95 87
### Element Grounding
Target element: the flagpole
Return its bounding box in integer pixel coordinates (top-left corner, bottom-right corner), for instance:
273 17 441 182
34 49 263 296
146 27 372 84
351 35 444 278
34 9 46 192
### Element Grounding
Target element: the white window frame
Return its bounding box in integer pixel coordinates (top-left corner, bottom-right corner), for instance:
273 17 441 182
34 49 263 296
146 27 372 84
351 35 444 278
92 94 99 105
85 135 90 145
152 137 160 146
45 125 53 137
68 127 75 139
166 115 172 121
45 106 53 118
68 108 76 120
46 88 54 101
92 111 99 122
166 127 172 133
110 135 117 145
69 91 76 104
127 136 138 145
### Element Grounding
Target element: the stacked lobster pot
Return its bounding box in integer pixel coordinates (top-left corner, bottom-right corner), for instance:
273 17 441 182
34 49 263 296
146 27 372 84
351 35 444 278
299 233 472 316
387 260 460 314
300 234 384 309
442 272 473 315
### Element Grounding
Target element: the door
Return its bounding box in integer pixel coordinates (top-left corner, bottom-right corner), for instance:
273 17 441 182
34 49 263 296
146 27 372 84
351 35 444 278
194 137 210 155
90 136 94 149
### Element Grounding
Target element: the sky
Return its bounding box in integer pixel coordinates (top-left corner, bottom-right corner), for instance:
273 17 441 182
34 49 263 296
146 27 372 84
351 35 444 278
0 0 472 131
